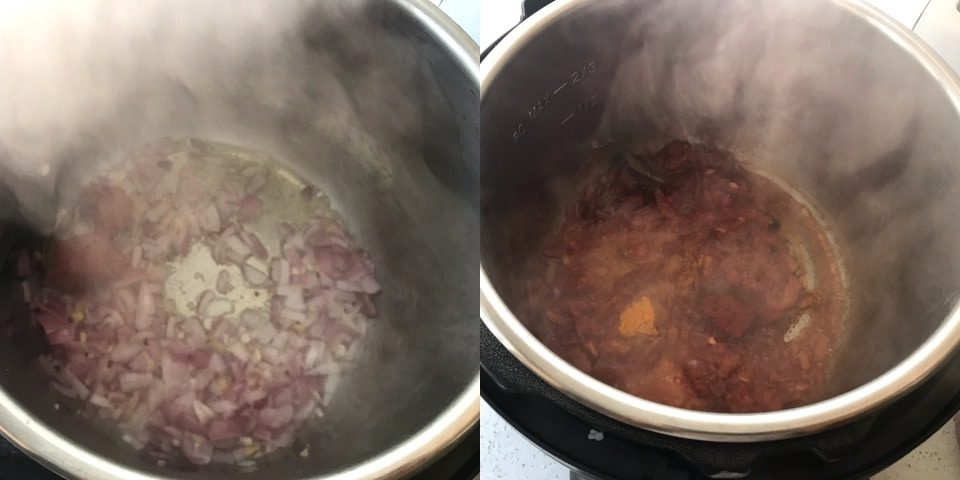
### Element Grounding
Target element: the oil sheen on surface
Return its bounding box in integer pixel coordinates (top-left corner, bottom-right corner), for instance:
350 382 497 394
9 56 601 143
31 138 379 467
521 141 848 413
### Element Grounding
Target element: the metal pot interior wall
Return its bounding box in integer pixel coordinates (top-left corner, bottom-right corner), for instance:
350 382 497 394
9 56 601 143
0 0 478 478
482 0 960 416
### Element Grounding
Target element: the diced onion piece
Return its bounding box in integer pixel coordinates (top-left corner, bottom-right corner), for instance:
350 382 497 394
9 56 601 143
242 264 268 286
181 431 214 465
193 399 215 425
226 344 250 363
61 368 90 400
134 284 155 331
225 236 251 259
161 354 191 389
196 290 214 316
203 298 234 318
258 405 293 429
197 205 221 233
279 259 291 286
145 202 170 223
240 309 266 328
216 270 233 295
244 232 268 260
208 353 227 374
110 344 143 363
120 372 154 392
277 285 304 311
209 400 238 416
90 394 112 409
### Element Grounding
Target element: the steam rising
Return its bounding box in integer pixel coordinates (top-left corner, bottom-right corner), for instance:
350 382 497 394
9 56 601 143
0 0 479 471
483 0 960 398
597 0 920 168
0 0 430 231
590 0 960 392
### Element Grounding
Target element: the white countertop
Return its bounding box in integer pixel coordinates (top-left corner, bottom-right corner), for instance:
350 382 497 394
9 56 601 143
433 0 481 45
479 0 960 479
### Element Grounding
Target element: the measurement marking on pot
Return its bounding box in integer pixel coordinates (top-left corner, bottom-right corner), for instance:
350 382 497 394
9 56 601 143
512 123 526 143
510 61 599 143
570 61 598 85
579 94 602 114
527 92 552 123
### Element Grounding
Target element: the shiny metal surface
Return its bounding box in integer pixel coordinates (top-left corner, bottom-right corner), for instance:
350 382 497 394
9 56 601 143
480 0 960 441
0 0 479 478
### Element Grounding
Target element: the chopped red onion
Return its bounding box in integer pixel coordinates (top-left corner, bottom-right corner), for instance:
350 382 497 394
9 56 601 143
90 394 112 409
277 285 305 311
195 290 214 316
197 204 221 233
239 309 266 327
36 310 68 335
202 298 234 318
61 368 90 400
181 431 214 465
225 249 248 266
145 202 170 223
216 270 233 295
209 400 238 416
210 317 231 338
120 372 155 392
226 343 250 363
110 344 143 363
165 316 178 339
244 231 269 260
225 236 251 259
304 343 323 369
129 352 154 372
242 388 268 405
242 264 268 287
207 418 241 442
257 405 293 429
35 144 379 467
161 354 191 388
208 353 227 374
134 284 155 331
117 289 137 315
193 399 215 425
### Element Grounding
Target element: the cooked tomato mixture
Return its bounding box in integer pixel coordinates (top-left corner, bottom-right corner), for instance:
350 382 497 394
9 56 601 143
522 141 847 413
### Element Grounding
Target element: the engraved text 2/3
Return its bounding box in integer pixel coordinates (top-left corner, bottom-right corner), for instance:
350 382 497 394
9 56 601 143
511 61 599 144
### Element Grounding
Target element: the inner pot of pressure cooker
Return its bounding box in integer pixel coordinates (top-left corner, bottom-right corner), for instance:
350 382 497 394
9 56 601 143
0 0 477 477
481 0 960 414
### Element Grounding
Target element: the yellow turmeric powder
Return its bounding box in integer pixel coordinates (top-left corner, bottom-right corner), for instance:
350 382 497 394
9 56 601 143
619 296 658 337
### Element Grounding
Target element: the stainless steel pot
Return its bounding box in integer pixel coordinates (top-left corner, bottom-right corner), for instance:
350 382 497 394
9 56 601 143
0 0 478 478
480 0 960 441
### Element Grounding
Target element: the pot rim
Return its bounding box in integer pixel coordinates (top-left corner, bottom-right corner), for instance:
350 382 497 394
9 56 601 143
0 0 480 478
479 0 960 442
